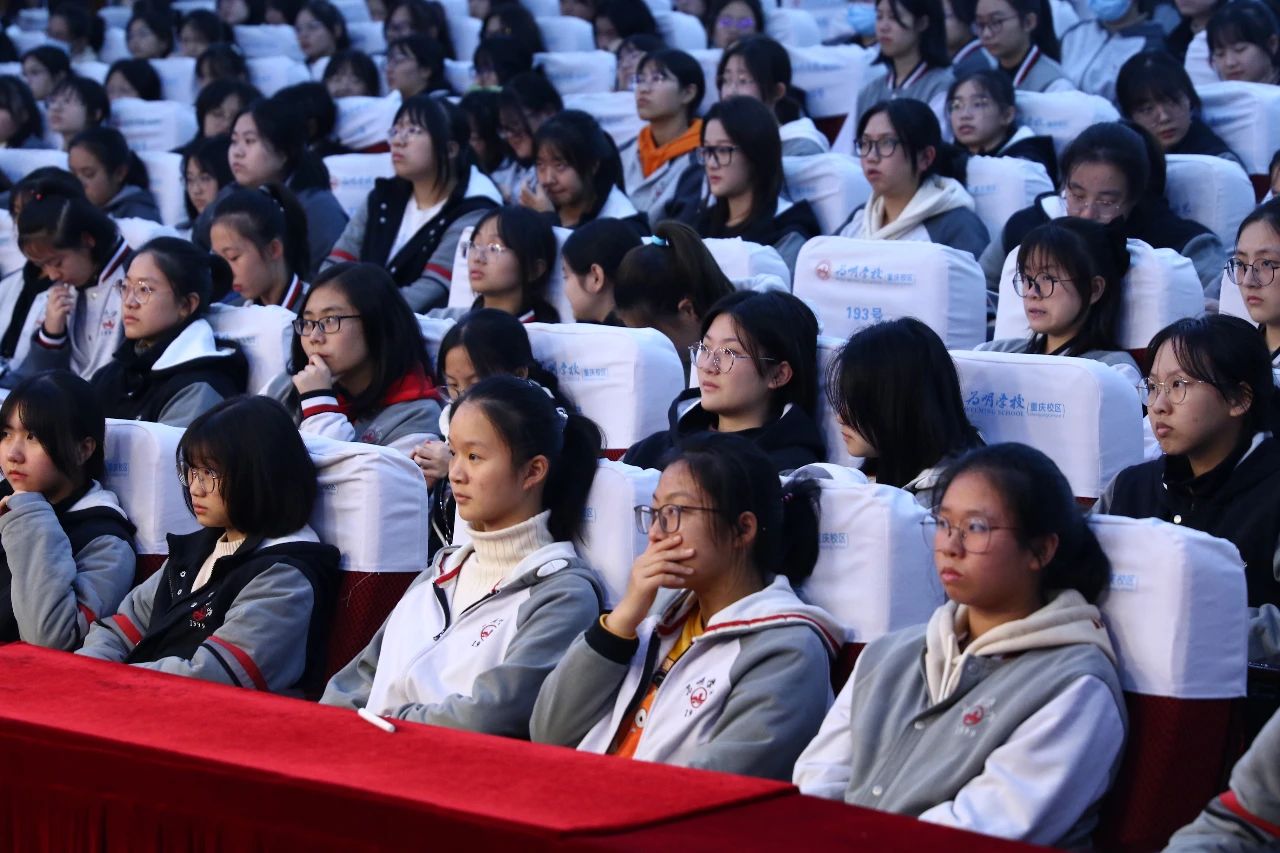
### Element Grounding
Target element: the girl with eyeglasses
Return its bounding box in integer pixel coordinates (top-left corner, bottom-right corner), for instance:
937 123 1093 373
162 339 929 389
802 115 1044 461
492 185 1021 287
978 218 1140 383
181 137 234 234
210 183 311 311
1059 0 1167 102
46 77 110 152
492 72 563 205
79 395 341 696
265 262 441 455
1230 198 1280 372
1098 315 1280 662
533 431 840 779
454 206 560 323
0 371 136 652
691 96 820 273
384 34 447 100
68 126 162 224
623 290 824 474
1116 50 1241 164
853 0 955 127
706 0 764 49
90 237 248 427
529 109 648 232
716 35 828 157
322 49 381 99
945 71 1058 183
324 96 498 312
837 99 990 262
798 443 1125 847
323 375 605 737
972 0 1071 91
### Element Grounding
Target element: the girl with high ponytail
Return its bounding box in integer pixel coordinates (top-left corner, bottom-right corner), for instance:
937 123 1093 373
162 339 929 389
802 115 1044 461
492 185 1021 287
323 375 608 740
532 431 841 780
209 183 312 311
90 237 248 427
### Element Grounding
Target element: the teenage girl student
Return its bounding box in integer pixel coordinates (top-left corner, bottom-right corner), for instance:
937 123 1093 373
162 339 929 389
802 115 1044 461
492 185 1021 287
943 0 990 78
472 37 533 90
195 44 251 90
47 3 105 64
322 375 606 737
829 317 982 506
532 432 840 780
795 443 1126 847
15 194 131 382
181 136 234 232
853 0 955 125
529 110 649 233
0 76 48 151
1207 0 1280 84
838 99 990 261
594 0 660 52
615 33 664 92
691 96 821 273
624 290 825 474
126 6 175 60
1059 0 1166 102
384 35 447 100
972 0 1072 92
1097 315 1280 662
21 46 71 103
717 35 829 157
619 49 706 230
482 3 546 56
613 221 735 370
295 0 349 71
209 183 311 311
264 262 441 454
0 371 136 650
384 0 456 59
323 49 381 98
1116 51 1241 164
1232 198 1280 371
90 237 249 427
104 59 163 103
191 80 262 149
179 9 228 58
707 0 765 49
493 72 563 205
459 90 508 175
459 206 560 323
68 127 162 223
561 218 644 324
978 218 1141 383
47 77 110 152
946 71 1058 183
78 395 341 695
324 95 497 313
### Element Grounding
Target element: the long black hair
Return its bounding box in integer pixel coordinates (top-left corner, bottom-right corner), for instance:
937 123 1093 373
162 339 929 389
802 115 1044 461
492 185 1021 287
615 221 734 323
68 126 151 192
135 236 234 320
210 182 311 281
0 76 43 148
700 96 783 231
876 0 951 70
239 97 332 191
533 109 624 220
716 34 808 124
18 194 121 270
0 370 106 482
106 58 163 101
471 206 559 321
393 95 465 195
857 98 968 184
1208 0 1280 76
182 135 235 222
437 307 563 397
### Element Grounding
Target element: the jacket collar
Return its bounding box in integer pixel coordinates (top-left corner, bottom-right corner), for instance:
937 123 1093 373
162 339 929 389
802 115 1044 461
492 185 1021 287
654 576 841 655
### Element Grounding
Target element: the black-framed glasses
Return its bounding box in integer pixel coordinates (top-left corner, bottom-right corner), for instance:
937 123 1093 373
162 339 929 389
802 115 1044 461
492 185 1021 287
1012 271 1072 298
177 463 222 491
921 513 1019 554
854 136 901 158
688 342 778 374
292 314 361 336
1139 377 1212 406
971 14 1016 35
696 144 739 167
1226 258 1280 287
635 503 725 535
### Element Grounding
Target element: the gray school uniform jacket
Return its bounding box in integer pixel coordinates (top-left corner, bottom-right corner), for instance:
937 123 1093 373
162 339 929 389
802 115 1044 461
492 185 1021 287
529 576 840 781
619 140 702 230
1003 46 1076 93
1166 706 1280 850
854 62 954 128
1060 18 1166 102
104 185 162 224
0 483 135 651
322 540 605 738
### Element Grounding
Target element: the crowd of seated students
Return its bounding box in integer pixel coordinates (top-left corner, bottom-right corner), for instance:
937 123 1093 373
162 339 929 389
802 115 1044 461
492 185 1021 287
0 0 1280 846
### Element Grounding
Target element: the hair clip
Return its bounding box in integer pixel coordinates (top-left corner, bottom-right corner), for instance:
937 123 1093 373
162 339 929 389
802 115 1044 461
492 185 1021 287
645 235 668 247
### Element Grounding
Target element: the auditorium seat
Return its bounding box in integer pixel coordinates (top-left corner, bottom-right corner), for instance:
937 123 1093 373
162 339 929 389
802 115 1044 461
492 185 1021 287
703 237 792 291
415 315 456 369
782 153 871 234
447 14 482 63
333 93 400 152
331 0 372 23
149 56 198 104
0 149 67 185
535 15 596 53
571 459 662 607
234 24 305 61
98 26 129 64
655 11 709 51
4 25 44 56
444 59 476 96
1091 514 1248 851
323 152 395 219
815 334 860 468
0 210 23 283
346 21 386 56
764 7 822 46
70 60 109 83
246 56 311 97
534 50 617 96
949 350 1145 502
690 48 725 109
788 44 874 125
964 155 1054 246
98 7 131 29
794 235 987 348
1198 81 1280 194
1016 90 1121 159
204 303 295 395
563 91 646 150
447 224 576 322
109 98 197 152
1165 153 1254 247
136 151 186 229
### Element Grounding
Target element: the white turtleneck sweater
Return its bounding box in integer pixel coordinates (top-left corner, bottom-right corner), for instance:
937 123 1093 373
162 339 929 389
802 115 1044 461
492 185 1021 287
192 533 248 592
450 510 556 613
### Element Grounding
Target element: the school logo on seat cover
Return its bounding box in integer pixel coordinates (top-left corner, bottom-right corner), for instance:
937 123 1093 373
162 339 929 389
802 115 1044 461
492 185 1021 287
683 677 717 717
816 260 831 280
472 618 504 647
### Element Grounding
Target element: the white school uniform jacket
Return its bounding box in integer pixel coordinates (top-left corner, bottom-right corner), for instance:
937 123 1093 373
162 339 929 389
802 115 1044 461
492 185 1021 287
780 118 831 157
530 576 841 781
321 540 605 738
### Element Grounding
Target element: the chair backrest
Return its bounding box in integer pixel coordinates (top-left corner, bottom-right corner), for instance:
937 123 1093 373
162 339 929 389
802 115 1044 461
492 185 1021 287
1218 268 1251 322
150 56 198 104
444 59 475 95
689 48 724 109
782 153 871 234
0 148 67 184
525 322 686 455
334 93 401 151
323 152 394 219
204 302 296 394
448 15 483 64
1199 81 1280 175
415 314 456 371
1184 29 1215 87
786 43 874 120
234 24 305 60
5 26 45 56
1165 154 1254 248
794 236 988 348
655 10 709 51
1015 90 1121 159
702 237 792 290
536 15 596 52
112 218 180 249
534 50 617 96
108 98 197 152
331 0 371 22
447 224 576 322
301 433 431 679
563 91 645 150
246 56 311 97
950 349 1145 500
0 210 23 282
815 334 860 467
347 20 386 55
137 151 186 228
964 154 1054 243
1091 514 1249 851
577 460 662 607
765 7 822 46
994 238 1204 350
98 7 131 28
98 25 129 64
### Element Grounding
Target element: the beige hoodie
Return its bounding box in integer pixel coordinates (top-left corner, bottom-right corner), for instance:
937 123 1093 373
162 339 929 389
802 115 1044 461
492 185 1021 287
854 175 976 242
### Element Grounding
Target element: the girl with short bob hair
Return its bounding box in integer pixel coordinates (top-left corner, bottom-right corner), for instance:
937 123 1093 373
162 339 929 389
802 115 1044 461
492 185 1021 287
21 46 71 102
797 442 1126 848
1207 0 1280 84
104 58 163 102
459 89 508 174
945 70 1058 182
828 317 982 504
322 49 381 98
323 375 606 737
47 77 110 151
717 35 826 156
459 206 560 322
482 3 546 55
384 0 456 59
295 0 350 66
265 262 442 455
839 99 989 260
530 110 647 232
126 6 176 60
192 79 262 148
561 217 644 324
0 76 48 151
324 95 498 312
493 71 563 204
90 237 249 427
971 0 1070 91
0 370 136 651
196 44 250 89
533 432 841 779
48 3 105 64
179 9 229 58
853 0 955 124
384 34 447 100
209 182 311 310
68 126 162 223
1116 50 1241 163
181 135 235 228
78 395 342 696
625 289 825 474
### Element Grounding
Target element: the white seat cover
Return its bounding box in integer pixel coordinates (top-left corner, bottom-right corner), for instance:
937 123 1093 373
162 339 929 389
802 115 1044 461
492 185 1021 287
98 26 129 64
1015 90 1121 159
655 11 709 51
332 0 372 23
577 460 662 607
204 302 296 395
302 433 430 574
0 211 24 281
1184 30 1215 87
765 7 821 46
950 350 1145 499
334 93 401 151
815 335 860 467
247 56 311 97
104 419 200 556
447 224 575 322
522 0 559 14
536 16 596 53
1165 154 1254 248
782 153 871 235
108 98 197 152
795 236 987 348
70 61 109 84
1047 0 1079 37
703 237 792 290
786 44 873 120
112 218 180 248
324 152 394 219
448 16 483 67
347 21 386 55
415 315 456 370
994 238 1204 349
563 91 644 150
98 8 131 29
0 149 67 184
137 151 186 228
4 27 45 56
149 57 198 104
1218 268 1251 322
235 24 305 61
525 322 685 451
793 470 944 644
787 0 855 43
689 48 723 108
965 155 1054 245
444 59 475 96
534 50 617 96
1092 514 1247 698
1199 81 1280 175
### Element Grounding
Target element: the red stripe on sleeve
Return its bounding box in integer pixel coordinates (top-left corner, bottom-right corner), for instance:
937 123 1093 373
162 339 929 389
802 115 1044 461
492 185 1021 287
425 263 451 280
77 603 98 625
207 636 269 691
329 249 356 263
112 614 142 645
1222 791 1280 837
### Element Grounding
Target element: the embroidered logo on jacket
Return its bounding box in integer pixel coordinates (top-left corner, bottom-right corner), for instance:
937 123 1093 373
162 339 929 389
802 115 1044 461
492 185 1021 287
683 677 717 717
189 605 215 629
471 618 504 647
956 696 998 736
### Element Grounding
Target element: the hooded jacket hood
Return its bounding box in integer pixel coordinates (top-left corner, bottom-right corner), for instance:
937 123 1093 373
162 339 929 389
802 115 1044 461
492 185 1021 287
857 175 977 241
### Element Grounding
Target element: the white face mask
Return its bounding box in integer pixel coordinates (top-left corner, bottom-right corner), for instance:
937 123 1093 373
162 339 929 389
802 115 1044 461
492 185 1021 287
1087 0 1133 23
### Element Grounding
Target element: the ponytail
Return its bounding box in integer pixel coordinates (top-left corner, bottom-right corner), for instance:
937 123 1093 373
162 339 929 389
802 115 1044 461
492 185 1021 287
438 308 568 403
211 182 312 279
450 375 602 542
615 220 734 320
135 236 231 317
69 126 151 191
